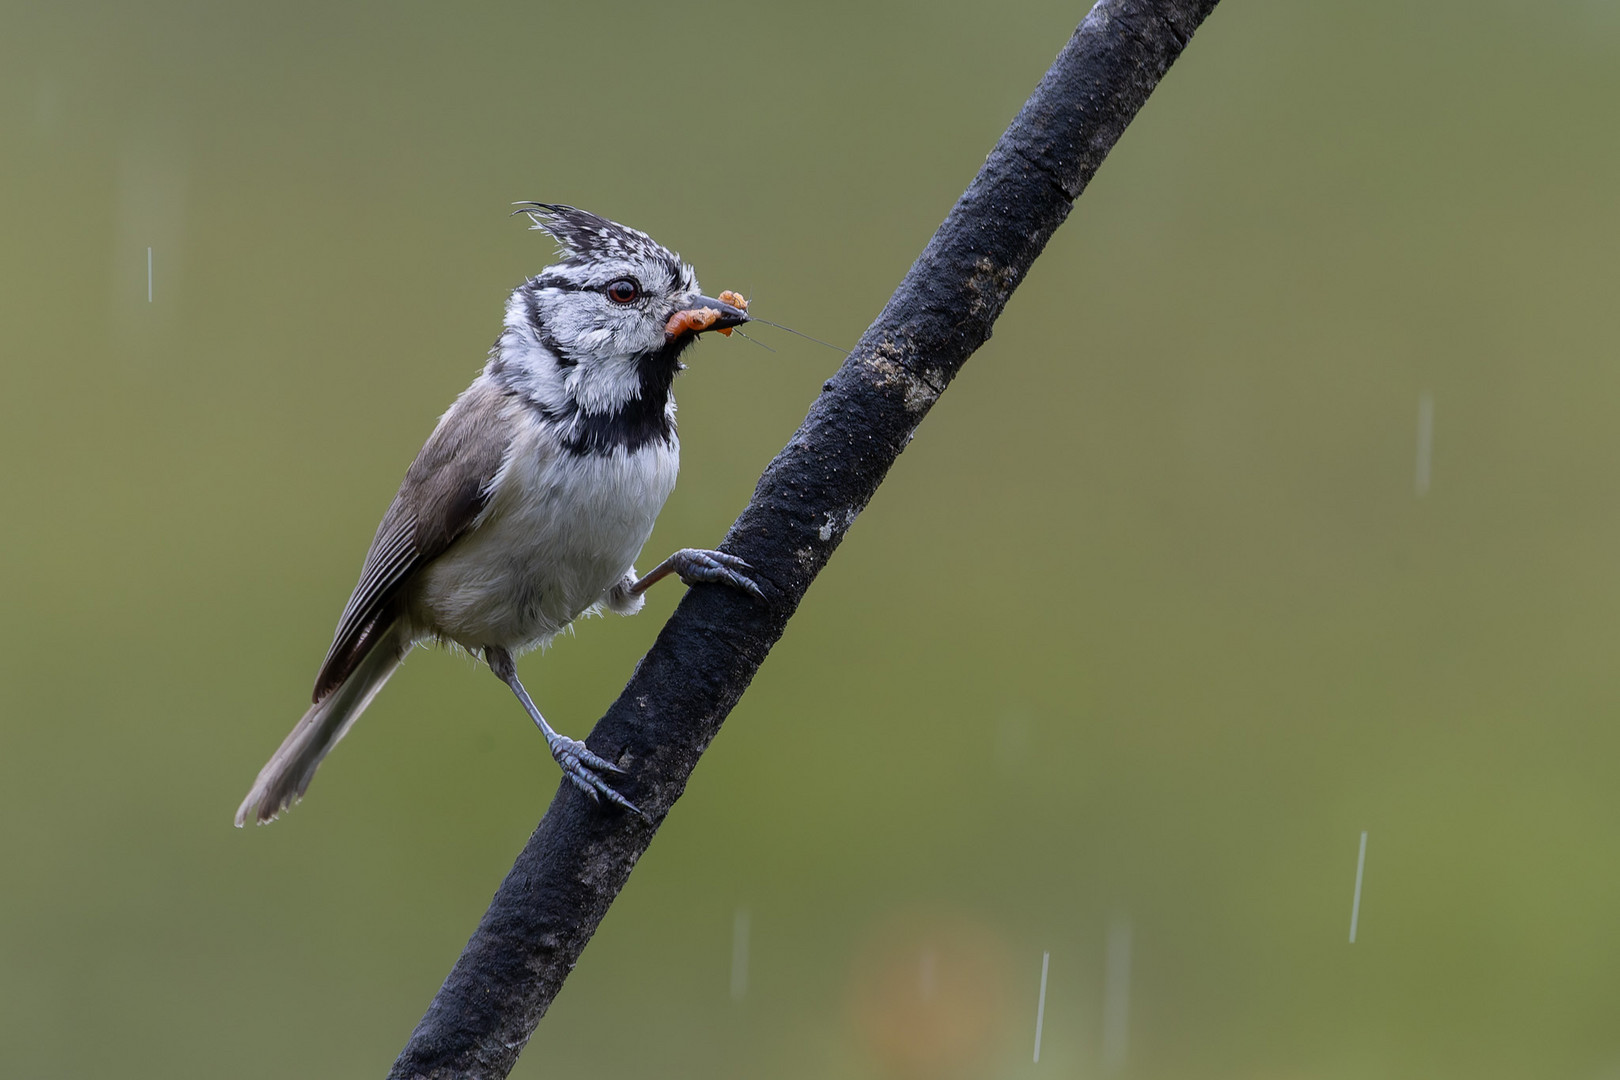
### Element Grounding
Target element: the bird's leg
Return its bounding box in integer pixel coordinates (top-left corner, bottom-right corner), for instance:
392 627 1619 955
628 549 766 601
484 645 639 814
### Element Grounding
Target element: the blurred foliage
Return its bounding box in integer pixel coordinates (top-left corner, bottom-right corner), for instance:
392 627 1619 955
3 1 1620 1077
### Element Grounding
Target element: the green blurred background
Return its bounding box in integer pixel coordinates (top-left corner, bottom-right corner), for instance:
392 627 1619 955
4 1 1620 1076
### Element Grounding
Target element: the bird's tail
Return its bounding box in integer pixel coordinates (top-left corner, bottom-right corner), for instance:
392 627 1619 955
235 622 409 827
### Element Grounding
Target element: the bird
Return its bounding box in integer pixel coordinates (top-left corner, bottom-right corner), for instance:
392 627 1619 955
235 204 760 826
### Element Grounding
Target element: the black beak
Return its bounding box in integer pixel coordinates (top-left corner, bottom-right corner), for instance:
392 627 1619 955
693 295 750 332
665 295 751 341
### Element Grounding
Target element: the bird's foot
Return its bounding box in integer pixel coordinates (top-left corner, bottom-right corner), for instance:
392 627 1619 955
548 735 640 814
664 548 767 601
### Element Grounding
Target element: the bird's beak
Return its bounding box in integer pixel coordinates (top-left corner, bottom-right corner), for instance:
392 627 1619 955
665 293 750 341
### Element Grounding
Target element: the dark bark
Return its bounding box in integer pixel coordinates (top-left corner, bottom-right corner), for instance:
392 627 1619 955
389 1 1222 1075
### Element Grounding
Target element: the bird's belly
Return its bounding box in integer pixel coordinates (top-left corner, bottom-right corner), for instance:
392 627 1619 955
411 438 679 651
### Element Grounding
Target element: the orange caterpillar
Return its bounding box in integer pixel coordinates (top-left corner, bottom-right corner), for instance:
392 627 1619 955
664 307 723 338
712 291 748 336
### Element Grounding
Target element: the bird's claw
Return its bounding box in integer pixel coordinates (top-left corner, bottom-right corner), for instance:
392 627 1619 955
549 735 640 814
669 548 767 602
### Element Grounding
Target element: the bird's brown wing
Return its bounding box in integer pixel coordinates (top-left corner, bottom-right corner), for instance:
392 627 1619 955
311 380 514 702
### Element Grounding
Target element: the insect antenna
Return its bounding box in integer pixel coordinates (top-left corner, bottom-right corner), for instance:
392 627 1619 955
747 317 851 356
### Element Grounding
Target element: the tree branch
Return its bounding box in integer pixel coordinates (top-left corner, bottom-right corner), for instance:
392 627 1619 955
389 2 1221 1075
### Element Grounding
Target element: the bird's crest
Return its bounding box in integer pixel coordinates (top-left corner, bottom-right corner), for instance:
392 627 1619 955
512 203 674 267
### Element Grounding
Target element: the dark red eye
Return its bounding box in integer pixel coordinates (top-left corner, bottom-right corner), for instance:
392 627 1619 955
606 278 640 304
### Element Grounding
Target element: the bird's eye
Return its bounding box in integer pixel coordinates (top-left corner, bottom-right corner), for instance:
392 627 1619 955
605 278 640 304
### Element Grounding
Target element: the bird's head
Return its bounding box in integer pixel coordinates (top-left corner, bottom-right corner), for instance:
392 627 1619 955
492 204 747 423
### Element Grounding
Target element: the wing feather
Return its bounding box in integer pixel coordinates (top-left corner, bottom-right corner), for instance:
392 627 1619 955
311 379 515 701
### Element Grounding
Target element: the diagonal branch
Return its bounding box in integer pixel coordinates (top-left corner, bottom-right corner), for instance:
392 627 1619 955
389 1 1222 1075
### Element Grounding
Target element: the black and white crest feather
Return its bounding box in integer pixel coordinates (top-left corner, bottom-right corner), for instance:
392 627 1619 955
515 203 686 278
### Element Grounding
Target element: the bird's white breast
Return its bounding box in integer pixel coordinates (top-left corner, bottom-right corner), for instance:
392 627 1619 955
411 407 679 651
